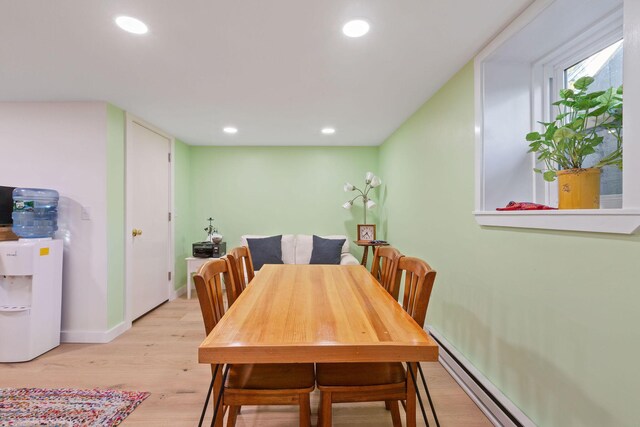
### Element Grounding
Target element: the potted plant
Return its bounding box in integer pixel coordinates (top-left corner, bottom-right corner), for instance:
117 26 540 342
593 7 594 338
525 76 623 209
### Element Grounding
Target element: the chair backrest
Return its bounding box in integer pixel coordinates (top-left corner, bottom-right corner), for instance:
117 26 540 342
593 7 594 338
397 257 437 328
193 257 236 335
226 246 255 302
371 246 403 299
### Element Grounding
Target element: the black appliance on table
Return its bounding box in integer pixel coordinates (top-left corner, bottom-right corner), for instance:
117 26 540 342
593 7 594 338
192 241 226 258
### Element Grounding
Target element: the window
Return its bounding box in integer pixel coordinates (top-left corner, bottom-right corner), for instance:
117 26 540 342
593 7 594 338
541 38 624 208
563 40 623 204
473 0 640 234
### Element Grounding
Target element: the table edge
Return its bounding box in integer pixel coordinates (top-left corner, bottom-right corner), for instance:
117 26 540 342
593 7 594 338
198 343 439 364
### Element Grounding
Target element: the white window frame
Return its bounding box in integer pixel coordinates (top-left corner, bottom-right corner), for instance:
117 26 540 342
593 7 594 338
473 0 640 234
539 18 623 209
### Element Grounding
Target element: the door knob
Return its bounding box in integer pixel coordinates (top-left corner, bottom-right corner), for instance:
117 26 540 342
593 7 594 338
132 228 143 237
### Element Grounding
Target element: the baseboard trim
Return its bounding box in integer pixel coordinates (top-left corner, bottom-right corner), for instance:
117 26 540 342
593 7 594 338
171 284 186 300
61 320 131 344
427 326 536 427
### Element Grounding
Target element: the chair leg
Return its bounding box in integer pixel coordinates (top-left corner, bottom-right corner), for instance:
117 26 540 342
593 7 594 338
418 363 440 427
299 394 311 427
406 363 418 427
319 391 333 427
407 362 428 427
198 375 215 427
198 366 219 427
211 365 230 427
385 400 392 410
388 400 402 427
226 405 239 427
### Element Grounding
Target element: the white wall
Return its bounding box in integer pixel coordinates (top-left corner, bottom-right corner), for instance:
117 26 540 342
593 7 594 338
482 60 532 209
0 102 109 339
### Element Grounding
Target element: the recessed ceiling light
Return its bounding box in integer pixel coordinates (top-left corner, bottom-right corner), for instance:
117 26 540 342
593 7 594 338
321 128 336 135
115 16 149 35
342 20 370 38
223 127 238 134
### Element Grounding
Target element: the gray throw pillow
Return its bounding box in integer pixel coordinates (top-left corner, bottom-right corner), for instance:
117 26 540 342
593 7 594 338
246 235 284 270
310 235 346 265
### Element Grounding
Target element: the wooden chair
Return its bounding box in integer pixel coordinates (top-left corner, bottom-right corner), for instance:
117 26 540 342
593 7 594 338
226 246 255 305
370 246 403 300
316 256 437 427
194 258 315 427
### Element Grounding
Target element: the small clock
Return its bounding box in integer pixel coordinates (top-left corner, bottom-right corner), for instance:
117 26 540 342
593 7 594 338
357 224 376 241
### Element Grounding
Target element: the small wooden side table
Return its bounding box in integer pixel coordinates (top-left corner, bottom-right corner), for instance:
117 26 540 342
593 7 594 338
353 240 390 266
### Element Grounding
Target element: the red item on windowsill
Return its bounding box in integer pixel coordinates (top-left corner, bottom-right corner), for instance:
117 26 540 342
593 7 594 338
496 201 557 211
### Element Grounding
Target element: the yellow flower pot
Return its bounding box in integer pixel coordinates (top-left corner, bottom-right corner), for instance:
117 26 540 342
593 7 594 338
557 168 600 209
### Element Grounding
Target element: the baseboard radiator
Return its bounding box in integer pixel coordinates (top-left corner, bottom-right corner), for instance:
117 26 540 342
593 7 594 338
426 327 537 427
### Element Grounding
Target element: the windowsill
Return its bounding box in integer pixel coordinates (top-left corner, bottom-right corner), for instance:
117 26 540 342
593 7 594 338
473 209 640 234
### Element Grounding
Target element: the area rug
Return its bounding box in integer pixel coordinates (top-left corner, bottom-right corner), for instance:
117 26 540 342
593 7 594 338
0 388 150 426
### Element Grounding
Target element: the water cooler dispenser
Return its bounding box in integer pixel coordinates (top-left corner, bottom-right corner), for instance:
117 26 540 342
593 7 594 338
0 238 63 362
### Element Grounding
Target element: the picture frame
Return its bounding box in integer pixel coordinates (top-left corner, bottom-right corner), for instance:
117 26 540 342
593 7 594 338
357 224 376 241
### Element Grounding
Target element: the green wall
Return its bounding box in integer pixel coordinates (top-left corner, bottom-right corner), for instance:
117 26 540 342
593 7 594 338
185 146 379 261
106 118 381 322
106 104 125 328
174 139 192 289
147 59 640 426
379 61 640 427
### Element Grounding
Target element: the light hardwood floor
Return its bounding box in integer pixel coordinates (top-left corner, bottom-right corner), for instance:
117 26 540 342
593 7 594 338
0 296 492 426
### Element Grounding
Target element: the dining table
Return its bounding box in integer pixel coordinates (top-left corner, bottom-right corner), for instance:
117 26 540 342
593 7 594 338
198 263 439 426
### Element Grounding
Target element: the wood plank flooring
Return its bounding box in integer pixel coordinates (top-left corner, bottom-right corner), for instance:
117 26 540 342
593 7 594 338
0 296 492 426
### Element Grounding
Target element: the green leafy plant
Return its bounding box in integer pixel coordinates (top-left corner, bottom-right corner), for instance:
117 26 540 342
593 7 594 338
526 76 623 182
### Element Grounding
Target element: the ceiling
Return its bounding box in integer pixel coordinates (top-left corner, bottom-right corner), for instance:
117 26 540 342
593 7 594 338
0 1 532 146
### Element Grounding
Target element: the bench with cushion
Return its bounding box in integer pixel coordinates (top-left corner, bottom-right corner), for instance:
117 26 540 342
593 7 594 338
240 234 359 270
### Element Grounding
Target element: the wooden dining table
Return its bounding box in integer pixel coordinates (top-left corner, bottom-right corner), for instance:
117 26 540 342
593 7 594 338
198 264 439 426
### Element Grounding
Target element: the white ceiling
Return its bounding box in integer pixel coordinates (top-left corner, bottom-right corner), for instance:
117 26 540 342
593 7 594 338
0 1 532 146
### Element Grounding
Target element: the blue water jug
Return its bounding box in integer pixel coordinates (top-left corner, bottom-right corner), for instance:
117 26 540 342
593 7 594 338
12 188 59 238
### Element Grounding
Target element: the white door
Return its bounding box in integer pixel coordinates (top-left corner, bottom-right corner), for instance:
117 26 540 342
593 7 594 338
128 120 171 320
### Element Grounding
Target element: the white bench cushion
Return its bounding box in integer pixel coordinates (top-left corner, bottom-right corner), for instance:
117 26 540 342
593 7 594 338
240 234 357 266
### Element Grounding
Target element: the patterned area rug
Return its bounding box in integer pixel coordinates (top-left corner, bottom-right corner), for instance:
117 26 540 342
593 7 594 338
0 388 150 426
